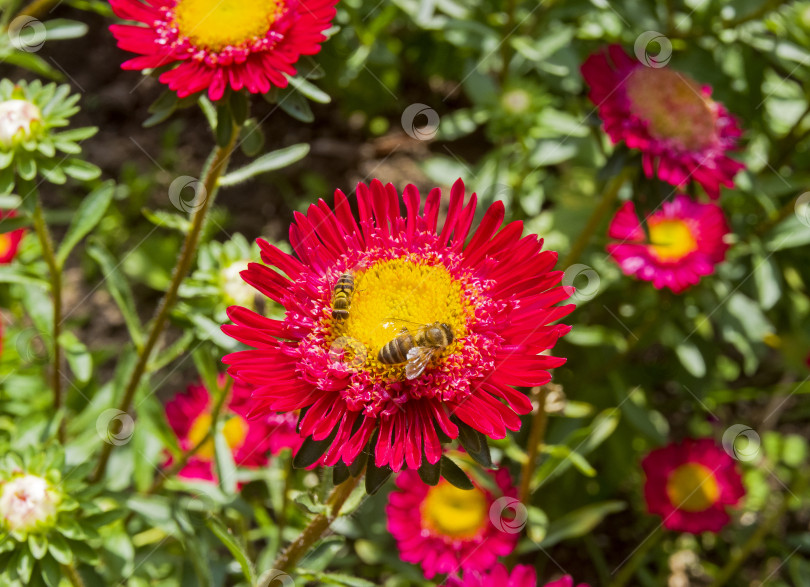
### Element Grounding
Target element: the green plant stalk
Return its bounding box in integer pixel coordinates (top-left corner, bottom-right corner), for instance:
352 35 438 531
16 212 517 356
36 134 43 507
518 385 550 506
147 377 233 494
609 525 663 587
31 192 64 443
62 564 85 587
15 0 60 19
272 473 363 573
713 499 789 586
561 169 629 269
92 127 239 483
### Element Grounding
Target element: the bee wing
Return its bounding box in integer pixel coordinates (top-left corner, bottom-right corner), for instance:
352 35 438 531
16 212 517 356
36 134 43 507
405 346 437 380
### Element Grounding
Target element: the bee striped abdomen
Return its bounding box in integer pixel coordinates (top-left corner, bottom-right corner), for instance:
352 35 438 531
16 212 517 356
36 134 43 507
331 273 355 320
378 330 414 364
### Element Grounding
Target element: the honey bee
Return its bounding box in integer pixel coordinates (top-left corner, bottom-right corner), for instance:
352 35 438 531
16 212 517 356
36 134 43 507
331 273 355 321
377 322 454 380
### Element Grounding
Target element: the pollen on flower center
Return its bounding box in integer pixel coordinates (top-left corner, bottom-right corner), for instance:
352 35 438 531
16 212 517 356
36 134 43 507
187 412 248 460
649 218 698 263
666 463 720 512
173 0 284 51
625 68 717 150
330 257 469 377
421 481 488 539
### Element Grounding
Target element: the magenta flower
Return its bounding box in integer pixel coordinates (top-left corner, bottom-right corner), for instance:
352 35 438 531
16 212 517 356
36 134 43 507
642 438 745 534
387 469 518 579
606 194 730 294
448 564 590 587
582 45 744 198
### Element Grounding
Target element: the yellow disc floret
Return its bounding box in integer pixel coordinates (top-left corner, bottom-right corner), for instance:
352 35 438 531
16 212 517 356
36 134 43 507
649 219 698 263
421 481 488 540
174 0 284 51
329 257 471 378
187 412 249 460
666 463 720 512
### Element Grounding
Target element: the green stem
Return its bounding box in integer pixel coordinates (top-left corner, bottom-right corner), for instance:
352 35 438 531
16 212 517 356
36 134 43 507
14 0 60 18
561 170 629 269
31 192 64 442
61 564 85 587
713 499 788 587
272 473 363 573
92 128 239 483
518 385 550 506
609 525 663 587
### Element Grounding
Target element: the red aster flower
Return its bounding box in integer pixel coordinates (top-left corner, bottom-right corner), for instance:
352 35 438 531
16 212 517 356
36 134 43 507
387 469 518 579
448 565 590 587
222 179 572 474
581 45 744 199
641 438 745 534
0 210 25 264
606 194 730 294
165 375 300 482
109 0 337 101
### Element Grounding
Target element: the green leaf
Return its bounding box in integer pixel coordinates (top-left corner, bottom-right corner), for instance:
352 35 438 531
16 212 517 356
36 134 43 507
229 91 249 126
308 572 375 587
143 90 179 128
675 341 706 378
28 534 48 560
47 533 72 564
218 144 310 187
58 331 93 383
539 501 626 547
141 207 190 233
214 424 238 495
417 458 440 486
293 435 332 469
56 181 114 266
86 240 144 348
753 250 781 311
205 516 255 584
62 159 101 181
199 96 217 131
278 89 314 122
0 214 32 232
454 419 492 467
439 456 473 490
39 555 61 587
239 119 265 157
0 265 49 288
43 19 89 40
286 76 331 104
365 458 393 495
332 461 350 485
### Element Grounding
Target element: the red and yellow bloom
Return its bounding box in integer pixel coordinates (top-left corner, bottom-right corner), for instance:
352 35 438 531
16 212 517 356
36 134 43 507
387 469 518 579
641 438 745 534
223 179 572 474
582 45 744 198
0 210 24 264
606 194 730 293
109 0 338 100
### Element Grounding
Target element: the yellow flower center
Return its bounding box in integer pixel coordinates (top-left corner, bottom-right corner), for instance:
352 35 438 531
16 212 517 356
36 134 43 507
625 68 717 150
421 481 488 540
187 412 248 460
0 233 13 259
174 0 284 51
649 219 698 263
329 258 470 379
666 463 720 513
